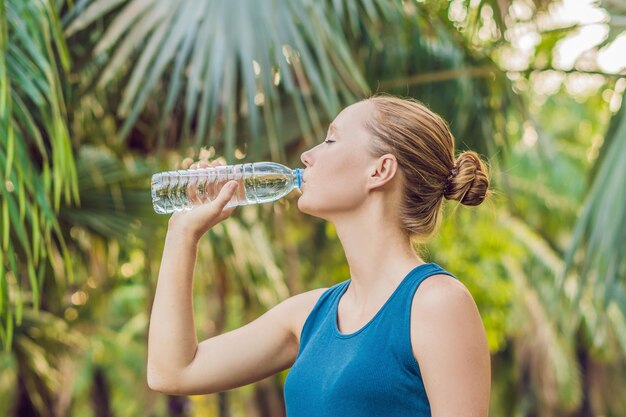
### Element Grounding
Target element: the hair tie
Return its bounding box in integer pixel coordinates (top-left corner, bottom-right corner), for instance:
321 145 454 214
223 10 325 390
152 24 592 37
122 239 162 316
444 165 457 194
448 165 458 180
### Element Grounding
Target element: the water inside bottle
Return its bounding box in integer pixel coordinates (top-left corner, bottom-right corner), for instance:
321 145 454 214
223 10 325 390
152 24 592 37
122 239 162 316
151 163 301 214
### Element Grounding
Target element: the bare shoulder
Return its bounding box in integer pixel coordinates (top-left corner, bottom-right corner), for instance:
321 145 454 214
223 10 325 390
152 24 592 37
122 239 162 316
411 274 482 342
410 273 491 415
411 273 483 341
278 287 329 343
413 273 474 307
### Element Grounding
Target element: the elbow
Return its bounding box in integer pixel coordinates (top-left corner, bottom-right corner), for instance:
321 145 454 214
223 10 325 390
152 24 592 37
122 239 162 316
147 370 169 393
147 367 183 395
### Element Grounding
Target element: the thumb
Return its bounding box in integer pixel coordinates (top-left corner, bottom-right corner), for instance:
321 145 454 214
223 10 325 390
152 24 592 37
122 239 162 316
213 181 239 208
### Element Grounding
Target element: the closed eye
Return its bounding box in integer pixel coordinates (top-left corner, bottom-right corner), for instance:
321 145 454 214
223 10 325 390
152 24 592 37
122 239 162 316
324 140 335 144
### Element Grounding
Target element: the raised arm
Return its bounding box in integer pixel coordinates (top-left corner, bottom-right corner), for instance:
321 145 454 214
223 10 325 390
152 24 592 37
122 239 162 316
147 157 324 395
147 226 322 395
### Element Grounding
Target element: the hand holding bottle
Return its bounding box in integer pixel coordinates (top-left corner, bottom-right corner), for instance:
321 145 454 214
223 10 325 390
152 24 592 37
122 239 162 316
167 157 238 240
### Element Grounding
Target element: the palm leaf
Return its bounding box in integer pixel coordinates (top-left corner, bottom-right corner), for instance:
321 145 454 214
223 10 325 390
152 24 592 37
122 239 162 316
0 0 78 349
9 307 86 417
559 99 626 309
64 0 375 159
502 256 582 412
59 145 161 242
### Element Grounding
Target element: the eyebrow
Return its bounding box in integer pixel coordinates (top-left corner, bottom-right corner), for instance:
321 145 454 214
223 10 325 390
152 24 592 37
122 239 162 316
328 124 339 134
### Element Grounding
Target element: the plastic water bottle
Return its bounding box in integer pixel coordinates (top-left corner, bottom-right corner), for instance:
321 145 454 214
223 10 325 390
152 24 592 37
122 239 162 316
151 162 303 214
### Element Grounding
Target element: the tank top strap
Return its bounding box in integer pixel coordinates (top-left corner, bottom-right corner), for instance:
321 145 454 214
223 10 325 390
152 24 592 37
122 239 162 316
387 262 458 318
378 262 458 376
404 262 457 295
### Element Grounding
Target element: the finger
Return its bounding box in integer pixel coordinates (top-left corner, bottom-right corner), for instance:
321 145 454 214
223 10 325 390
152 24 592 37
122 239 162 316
188 173 200 203
215 207 236 223
211 181 238 212
199 147 212 161
181 157 194 169
184 161 200 201
193 180 236 221
192 161 212 203
188 162 206 202
187 182 238 232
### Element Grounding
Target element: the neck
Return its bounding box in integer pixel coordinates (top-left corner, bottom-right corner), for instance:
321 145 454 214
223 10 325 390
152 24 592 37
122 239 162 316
331 198 425 307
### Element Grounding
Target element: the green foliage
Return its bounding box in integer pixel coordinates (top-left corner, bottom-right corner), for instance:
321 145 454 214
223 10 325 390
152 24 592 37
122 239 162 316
426 203 518 353
0 0 78 350
63 0 377 159
2 0 626 416
560 99 626 314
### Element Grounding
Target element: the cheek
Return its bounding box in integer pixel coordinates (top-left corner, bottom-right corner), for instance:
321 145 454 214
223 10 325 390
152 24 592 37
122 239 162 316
297 148 372 211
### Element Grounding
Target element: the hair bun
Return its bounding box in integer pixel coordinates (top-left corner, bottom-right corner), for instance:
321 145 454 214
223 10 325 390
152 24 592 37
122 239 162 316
444 151 490 206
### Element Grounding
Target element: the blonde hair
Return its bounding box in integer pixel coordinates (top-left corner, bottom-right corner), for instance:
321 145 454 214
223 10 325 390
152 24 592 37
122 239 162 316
363 94 492 241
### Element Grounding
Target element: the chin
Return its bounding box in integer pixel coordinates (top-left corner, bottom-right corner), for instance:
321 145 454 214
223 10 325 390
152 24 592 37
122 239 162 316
296 196 332 221
296 194 309 214
296 194 316 215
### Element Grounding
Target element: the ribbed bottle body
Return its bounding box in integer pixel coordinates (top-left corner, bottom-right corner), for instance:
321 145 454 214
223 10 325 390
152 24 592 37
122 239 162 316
151 162 302 214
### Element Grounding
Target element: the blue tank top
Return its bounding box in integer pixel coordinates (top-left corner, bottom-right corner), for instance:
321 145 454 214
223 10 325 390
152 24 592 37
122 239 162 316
283 262 457 416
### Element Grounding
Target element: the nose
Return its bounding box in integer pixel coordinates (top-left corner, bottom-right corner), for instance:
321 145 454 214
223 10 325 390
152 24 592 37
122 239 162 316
300 149 312 168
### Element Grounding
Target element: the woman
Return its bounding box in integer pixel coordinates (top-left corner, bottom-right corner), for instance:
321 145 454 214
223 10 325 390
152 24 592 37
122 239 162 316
147 95 492 416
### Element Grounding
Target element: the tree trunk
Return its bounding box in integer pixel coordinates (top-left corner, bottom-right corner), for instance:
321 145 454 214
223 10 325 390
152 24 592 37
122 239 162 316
13 372 39 417
91 367 112 417
216 262 231 417
167 396 191 417
253 376 286 417
218 392 231 417
569 328 592 417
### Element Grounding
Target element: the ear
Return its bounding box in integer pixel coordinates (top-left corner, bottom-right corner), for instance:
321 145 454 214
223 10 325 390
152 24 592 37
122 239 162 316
367 154 398 191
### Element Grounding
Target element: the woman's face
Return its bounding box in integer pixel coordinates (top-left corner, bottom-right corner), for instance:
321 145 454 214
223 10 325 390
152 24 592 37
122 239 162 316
298 100 392 220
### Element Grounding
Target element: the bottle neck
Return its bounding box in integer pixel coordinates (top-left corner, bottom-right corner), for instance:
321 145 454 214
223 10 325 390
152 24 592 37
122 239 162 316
292 168 302 189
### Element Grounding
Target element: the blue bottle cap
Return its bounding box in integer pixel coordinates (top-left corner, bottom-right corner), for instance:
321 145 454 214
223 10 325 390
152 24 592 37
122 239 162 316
294 168 302 188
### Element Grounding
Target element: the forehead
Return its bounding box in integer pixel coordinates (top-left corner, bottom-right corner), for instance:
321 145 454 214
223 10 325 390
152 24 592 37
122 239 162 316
331 100 374 133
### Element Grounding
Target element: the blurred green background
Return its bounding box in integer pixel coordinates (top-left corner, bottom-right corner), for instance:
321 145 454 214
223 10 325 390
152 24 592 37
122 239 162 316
1 0 625 416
